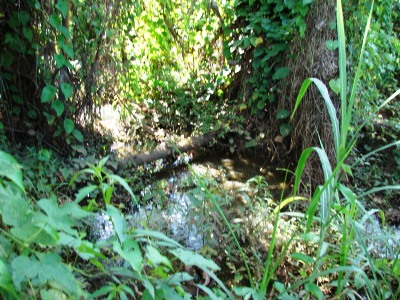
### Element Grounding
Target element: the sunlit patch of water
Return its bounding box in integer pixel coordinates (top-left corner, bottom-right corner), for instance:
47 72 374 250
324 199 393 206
361 214 400 259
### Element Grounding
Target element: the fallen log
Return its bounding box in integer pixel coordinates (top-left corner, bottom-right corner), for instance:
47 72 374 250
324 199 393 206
118 132 218 168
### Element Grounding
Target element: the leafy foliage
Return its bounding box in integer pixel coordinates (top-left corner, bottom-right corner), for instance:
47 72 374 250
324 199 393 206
0 150 230 299
225 0 313 117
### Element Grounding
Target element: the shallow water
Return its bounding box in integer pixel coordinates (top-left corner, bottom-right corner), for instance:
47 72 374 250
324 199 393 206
89 152 286 249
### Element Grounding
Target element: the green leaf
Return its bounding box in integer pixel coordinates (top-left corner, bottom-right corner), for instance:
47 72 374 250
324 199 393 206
51 100 65 117
54 54 66 68
0 258 18 299
61 82 73 99
341 163 353 176
49 13 62 29
11 253 80 295
0 151 24 192
106 205 125 243
74 185 97 204
146 245 172 269
35 198 78 236
1 52 14 67
60 42 74 59
55 0 69 19
41 85 57 103
18 11 30 26
305 282 323 300
326 40 338 51
59 25 70 39
272 67 290 80
108 174 137 204
72 129 84 142
113 239 143 274
256 100 264 110
22 27 33 42
0 187 30 227
279 123 291 137
329 78 340 95
63 118 74 134
290 252 314 264
169 248 220 271
276 109 289 120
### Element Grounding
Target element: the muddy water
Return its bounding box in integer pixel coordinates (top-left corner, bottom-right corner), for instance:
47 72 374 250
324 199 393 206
88 151 400 263
127 152 288 250
89 152 288 249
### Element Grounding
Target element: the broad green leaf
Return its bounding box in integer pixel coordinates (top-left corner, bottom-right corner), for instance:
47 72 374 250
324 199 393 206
108 174 137 204
12 253 80 295
166 272 193 285
61 82 73 99
0 151 24 191
325 40 338 50
106 205 125 243
305 282 323 300
40 289 68 300
273 281 285 293
41 85 57 103
22 27 33 42
76 240 106 260
63 118 74 134
279 123 291 137
1 52 14 67
51 100 65 116
276 109 289 120
55 0 69 19
0 258 18 299
11 222 58 245
142 278 155 299
60 42 74 59
0 187 30 227
54 54 66 68
74 185 97 204
133 229 182 248
341 163 352 176
18 11 30 26
169 248 220 271
59 25 70 39
49 13 62 29
290 252 314 264
272 67 289 80
72 129 84 142
98 156 109 168
113 239 143 274
329 78 340 95
146 245 172 269
35 198 78 236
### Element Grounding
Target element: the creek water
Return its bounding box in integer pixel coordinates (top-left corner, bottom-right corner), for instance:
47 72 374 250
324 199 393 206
88 152 400 267
89 151 287 250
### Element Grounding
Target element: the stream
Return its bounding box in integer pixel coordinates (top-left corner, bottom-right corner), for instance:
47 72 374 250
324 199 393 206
89 150 400 262
89 152 287 250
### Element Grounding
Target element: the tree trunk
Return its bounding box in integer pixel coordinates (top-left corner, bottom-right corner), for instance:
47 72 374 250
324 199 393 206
118 132 217 168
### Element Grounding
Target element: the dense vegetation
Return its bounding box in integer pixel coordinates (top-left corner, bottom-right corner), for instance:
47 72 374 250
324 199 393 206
1 0 400 299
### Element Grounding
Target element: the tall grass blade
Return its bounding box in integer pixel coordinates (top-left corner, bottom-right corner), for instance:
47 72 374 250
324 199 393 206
291 78 340 157
345 0 374 141
337 0 347 148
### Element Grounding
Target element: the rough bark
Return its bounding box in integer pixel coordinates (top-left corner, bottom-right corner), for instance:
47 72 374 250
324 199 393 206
118 132 217 168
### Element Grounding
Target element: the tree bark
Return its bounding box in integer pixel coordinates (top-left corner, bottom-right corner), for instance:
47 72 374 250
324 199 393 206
118 132 217 168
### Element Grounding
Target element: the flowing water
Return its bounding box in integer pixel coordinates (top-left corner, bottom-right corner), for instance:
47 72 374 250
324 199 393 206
89 152 287 250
